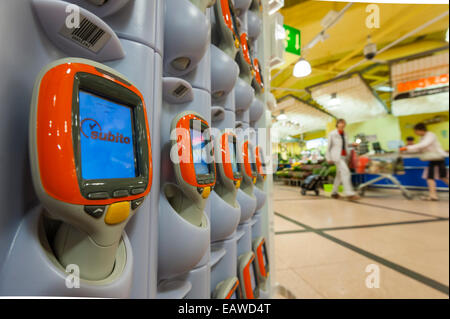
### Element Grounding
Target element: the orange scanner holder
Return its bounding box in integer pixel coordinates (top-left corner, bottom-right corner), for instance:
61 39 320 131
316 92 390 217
243 141 258 184
240 33 252 67
256 238 269 278
243 254 257 299
255 146 266 181
174 113 216 189
253 58 264 89
225 280 242 299
36 62 152 206
220 0 241 49
221 132 243 183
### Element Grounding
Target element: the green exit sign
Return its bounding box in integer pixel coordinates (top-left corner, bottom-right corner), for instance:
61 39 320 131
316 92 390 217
283 25 301 56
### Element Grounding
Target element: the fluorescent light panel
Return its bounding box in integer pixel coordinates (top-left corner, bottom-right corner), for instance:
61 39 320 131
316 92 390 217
310 74 387 124
272 97 333 139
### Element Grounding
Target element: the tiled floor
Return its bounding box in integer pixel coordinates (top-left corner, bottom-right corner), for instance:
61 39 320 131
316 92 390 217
273 184 449 299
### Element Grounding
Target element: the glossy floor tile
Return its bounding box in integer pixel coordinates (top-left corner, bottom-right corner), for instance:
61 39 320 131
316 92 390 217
358 196 449 219
272 184 449 299
275 268 323 299
274 215 304 232
293 259 448 299
275 232 366 269
327 222 449 285
274 199 433 229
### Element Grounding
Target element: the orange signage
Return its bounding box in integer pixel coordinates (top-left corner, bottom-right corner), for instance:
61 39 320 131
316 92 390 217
397 73 449 93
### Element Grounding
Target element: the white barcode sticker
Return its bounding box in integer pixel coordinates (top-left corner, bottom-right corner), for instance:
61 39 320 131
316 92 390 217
59 15 111 53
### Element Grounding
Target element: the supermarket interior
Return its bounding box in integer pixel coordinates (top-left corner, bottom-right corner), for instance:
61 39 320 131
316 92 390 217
271 0 449 299
0 0 448 301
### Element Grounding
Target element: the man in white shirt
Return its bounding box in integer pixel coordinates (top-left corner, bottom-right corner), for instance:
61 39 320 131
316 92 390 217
400 123 448 201
326 119 360 201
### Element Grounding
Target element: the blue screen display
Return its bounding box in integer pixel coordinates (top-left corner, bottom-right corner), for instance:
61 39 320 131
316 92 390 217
191 129 210 175
79 90 137 180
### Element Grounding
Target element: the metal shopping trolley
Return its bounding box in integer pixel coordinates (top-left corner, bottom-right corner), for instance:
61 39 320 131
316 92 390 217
356 153 413 199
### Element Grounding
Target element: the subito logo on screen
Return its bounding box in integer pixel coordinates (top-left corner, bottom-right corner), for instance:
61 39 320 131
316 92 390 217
81 118 131 144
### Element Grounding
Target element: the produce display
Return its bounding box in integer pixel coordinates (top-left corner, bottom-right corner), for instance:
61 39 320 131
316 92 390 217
275 160 336 186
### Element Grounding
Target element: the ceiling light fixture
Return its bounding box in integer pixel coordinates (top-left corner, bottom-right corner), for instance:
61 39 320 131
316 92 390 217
277 110 288 121
375 86 394 92
328 93 340 106
293 59 312 78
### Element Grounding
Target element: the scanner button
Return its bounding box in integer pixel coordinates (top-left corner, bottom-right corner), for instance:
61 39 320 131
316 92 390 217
131 198 145 210
88 192 109 200
201 187 211 199
84 206 106 219
131 188 145 195
113 190 129 198
105 202 130 225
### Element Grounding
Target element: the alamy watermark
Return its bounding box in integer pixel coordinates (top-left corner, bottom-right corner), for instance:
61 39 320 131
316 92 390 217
65 264 80 289
366 4 380 29
65 4 81 29
365 264 380 289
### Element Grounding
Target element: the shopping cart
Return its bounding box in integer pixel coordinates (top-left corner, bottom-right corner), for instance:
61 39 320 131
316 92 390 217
356 153 413 200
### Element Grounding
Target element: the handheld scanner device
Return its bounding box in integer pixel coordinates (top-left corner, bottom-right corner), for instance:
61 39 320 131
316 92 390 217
255 146 267 182
30 58 152 280
240 33 252 67
252 237 269 284
170 111 216 226
213 132 242 204
252 58 264 92
212 277 242 299
238 252 260 299
214 0 241 58
236 33 254 83
243 141 258 185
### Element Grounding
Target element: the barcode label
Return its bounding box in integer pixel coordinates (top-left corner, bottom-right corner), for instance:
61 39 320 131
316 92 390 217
59 16 111 53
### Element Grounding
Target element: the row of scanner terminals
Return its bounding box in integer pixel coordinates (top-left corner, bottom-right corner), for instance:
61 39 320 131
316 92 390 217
30 57 268 297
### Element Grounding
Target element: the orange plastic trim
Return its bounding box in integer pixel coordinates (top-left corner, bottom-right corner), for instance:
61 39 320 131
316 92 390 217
243 255 255 299
253 58 263 87
243 141 257 179
256 238 268 278
255 146 266 177
221 132 242 182
225 280 240 299
240 33 252 66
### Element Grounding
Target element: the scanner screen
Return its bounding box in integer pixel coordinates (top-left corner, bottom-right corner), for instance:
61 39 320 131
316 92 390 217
79 90 137 180
262 243 269 269
258 149 266 173
228 137 239 173
249 148 257 174
191 129 210 175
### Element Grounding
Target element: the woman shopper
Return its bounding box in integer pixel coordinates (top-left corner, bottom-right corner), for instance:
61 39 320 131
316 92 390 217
400 123 449 201
326 119 360 201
